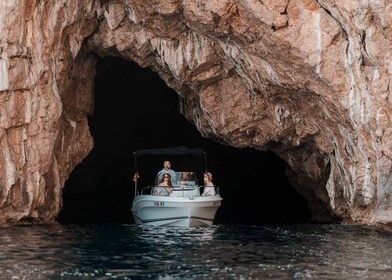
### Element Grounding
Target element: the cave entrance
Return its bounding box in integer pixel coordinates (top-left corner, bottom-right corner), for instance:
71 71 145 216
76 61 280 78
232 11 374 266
57 57 311 224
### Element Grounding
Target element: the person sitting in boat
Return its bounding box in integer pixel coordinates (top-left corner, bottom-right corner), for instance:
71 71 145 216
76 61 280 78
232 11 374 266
202 172 216 196
179 172 189 187
153 173 173 196
156 160 177 186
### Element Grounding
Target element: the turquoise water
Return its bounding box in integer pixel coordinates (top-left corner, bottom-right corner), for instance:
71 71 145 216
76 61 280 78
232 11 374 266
0 224 391 279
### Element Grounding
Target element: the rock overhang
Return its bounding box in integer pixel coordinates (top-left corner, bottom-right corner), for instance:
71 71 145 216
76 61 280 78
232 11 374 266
0 0 391 229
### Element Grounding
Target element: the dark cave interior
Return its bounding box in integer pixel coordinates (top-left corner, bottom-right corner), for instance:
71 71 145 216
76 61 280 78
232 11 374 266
57 56 311 225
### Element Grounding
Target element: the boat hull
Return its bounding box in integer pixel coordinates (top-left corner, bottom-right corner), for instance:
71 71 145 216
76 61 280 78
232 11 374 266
132 195 222 227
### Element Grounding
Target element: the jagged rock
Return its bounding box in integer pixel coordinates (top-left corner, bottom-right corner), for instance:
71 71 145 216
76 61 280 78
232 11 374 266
0 0 391 229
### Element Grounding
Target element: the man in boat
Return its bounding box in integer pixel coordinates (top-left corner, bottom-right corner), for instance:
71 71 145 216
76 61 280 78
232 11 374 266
156 160 177 186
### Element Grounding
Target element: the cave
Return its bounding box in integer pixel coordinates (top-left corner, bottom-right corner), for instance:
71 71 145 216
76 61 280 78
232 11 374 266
0 0 389 229
57 57 311 225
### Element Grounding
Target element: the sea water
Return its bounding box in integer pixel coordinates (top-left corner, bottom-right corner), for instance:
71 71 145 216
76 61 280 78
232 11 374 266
0 223 391 279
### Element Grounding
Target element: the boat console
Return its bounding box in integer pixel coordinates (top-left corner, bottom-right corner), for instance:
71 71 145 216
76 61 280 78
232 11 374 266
174 171 198 187
164 171 200 197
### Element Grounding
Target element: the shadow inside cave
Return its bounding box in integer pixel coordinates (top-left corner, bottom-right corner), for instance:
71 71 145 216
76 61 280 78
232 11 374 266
57 56 311 225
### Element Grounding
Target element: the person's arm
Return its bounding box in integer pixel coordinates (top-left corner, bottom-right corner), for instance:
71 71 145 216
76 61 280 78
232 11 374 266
165 186 173 194
204 187 215 196
153 187 161 196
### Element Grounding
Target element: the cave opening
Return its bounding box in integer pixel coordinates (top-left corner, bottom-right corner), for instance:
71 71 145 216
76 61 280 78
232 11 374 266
57 57 311 225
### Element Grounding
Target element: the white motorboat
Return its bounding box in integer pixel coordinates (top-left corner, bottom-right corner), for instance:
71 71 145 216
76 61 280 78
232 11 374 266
131 147 223 227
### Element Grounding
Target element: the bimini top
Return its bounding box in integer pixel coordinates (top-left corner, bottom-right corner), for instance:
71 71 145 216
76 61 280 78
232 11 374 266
134 146 205 158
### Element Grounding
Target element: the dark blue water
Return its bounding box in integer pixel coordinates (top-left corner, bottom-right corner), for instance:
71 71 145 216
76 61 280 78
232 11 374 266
0 224 391 279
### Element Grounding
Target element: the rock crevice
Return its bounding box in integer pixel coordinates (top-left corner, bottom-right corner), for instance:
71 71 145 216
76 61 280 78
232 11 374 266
0 0 391 228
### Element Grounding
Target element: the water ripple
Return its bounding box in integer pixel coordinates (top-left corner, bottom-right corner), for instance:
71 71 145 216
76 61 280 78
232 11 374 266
0 224 391 279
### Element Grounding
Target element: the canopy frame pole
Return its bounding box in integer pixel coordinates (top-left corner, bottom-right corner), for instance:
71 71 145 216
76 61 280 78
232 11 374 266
134 152 138 196
203 151 208 173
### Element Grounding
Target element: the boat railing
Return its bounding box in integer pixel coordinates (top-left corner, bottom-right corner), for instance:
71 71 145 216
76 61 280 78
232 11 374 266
139 186 154 195
138 185 220 197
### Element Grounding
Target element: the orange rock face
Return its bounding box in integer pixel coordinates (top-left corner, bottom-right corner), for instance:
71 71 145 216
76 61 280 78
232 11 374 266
0 0 391 228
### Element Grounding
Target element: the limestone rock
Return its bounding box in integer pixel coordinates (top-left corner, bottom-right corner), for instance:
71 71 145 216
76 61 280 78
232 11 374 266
0 0 391 229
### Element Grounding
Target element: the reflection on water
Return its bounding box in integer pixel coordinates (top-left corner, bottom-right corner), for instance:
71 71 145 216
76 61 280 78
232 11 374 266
0 224 391 279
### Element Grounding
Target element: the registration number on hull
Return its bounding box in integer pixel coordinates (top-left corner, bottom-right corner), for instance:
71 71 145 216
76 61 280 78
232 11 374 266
153 201 165 207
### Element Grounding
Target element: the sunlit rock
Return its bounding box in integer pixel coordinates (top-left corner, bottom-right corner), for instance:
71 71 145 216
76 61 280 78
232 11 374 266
0 0 391 229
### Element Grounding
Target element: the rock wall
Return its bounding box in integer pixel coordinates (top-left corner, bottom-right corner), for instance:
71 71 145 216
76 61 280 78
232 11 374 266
0 0 391 228
0 0 98 223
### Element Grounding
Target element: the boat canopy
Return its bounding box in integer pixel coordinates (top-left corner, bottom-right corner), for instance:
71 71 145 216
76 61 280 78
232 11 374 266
132 146 208 196
134 146 205 158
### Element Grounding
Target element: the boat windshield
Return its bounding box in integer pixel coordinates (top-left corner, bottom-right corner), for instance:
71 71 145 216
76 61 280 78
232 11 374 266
155 171 198 187
176 171 198 187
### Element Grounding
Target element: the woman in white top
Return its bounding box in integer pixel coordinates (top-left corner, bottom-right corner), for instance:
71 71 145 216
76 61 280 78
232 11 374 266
153 173 173 196
202 172 216 196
